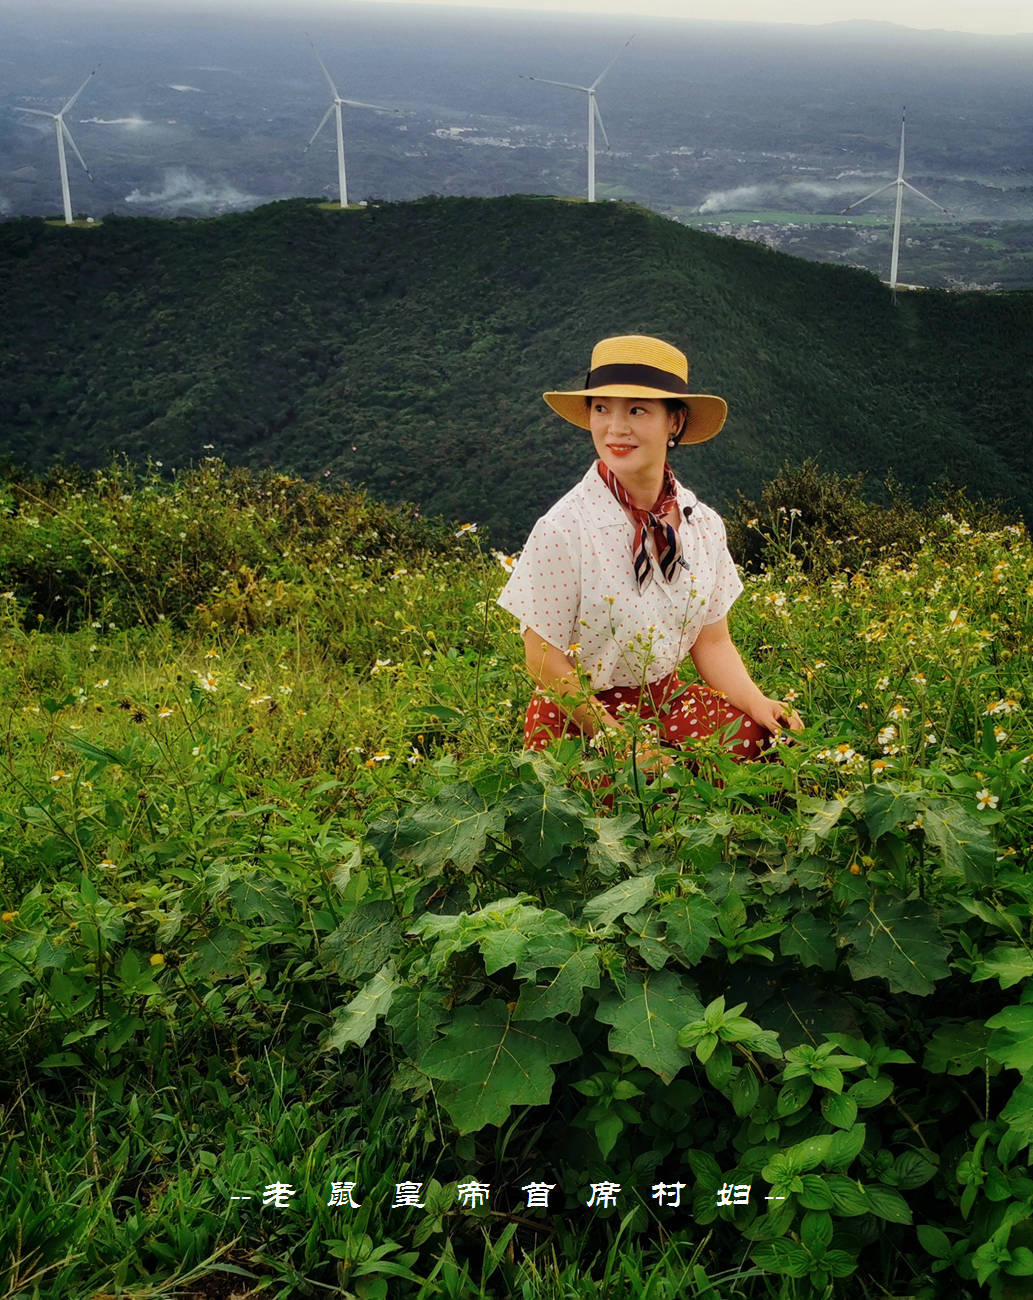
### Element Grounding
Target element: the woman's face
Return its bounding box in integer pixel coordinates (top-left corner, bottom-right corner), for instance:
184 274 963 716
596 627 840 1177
588 396 682 483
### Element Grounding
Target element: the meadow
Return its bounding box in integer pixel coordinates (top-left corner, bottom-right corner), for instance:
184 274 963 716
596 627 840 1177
2 455 1032 1299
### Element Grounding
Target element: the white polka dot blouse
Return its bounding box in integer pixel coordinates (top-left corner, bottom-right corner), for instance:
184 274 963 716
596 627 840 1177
497 461 744 690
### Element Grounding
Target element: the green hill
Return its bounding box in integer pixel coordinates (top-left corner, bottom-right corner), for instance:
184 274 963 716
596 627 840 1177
2 195 1031 548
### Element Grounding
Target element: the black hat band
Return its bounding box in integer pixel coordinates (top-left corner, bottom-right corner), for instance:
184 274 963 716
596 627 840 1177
584 362 691 394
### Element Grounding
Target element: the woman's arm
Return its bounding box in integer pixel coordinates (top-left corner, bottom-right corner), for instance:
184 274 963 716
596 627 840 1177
689 617 803 734
522 629 623 737
521 630 671 772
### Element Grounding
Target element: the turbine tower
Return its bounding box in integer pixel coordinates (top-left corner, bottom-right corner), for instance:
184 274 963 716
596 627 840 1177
523 36 634 203
17 67 99 225
305 40 397 208
840 108 950 295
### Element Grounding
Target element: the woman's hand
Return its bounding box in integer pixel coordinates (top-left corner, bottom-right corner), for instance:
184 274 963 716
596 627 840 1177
754 696 804 735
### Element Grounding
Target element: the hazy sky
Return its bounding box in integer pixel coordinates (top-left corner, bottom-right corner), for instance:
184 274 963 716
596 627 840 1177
337 0 1032 35
18 0 1032 38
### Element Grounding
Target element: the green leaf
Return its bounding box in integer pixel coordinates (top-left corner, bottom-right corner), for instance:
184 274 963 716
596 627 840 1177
514 946 600 1020
825 1174 870 1216
971 946 1033 991
797 1174 835 1210
865 1184 913 1224
825 1124 866 1171
186 924 248 981
504 781 586 870
821 1091 858 1130
824 1250 858 1279
386 984 449 1059
777 1075 813 1116
326 962 399 1050
1007 1247 1033 1276
583 871 659 929
730 1066 760 1118
659 895 720 965
848 1076 893 1108
595 968 703 1083
227 875 296 926
1000 1078 1033 1152
687 1149 721 1187
478 905 571 976
704 1041 734 1090
624 907 671 971
894 1150 938 1190
801 1209 834 1255
840 897 950 995
391 782 506 874
924 1022 992 1076
987 1007 1033 1072
799 793 858 848
917 1225 952 1259
920 799 997 884
751 1240 811 1277
785 1134 833 1173
420 999 580 1133
323 901 402 981
780 910 836 971
585 812 645 874
515 914 581 975
594 1110 623 1159
862 782 921 840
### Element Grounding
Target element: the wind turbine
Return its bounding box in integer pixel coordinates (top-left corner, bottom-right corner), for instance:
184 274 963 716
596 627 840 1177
305 40 397 208
840 108 950 295
17 67 99 225
523 36 634 203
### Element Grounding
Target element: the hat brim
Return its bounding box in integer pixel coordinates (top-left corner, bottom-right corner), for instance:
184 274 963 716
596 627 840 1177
543 386 728 444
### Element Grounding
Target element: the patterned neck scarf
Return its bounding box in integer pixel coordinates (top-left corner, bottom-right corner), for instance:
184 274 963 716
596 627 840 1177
596 459 685 588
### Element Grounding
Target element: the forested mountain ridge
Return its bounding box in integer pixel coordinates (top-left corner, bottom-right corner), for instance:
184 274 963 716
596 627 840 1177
3 195 1031 547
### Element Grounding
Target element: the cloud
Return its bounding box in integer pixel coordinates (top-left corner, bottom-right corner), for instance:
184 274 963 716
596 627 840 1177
0 194 11 216
697 177 895 212
697 184 766 213
124 167 261 214
79 116 149 128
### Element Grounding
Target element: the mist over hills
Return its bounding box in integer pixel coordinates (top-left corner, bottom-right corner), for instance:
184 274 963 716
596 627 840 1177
2 195 1031 549
2 3 1032 287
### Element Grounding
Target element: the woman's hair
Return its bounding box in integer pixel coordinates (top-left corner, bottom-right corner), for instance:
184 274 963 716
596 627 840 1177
663 399 689 445
583 395 690 444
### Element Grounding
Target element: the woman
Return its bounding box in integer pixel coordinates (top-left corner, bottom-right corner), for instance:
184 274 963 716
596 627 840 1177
497 334 803 777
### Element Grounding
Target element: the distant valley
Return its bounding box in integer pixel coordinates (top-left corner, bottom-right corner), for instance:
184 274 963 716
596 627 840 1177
2 4 1032 287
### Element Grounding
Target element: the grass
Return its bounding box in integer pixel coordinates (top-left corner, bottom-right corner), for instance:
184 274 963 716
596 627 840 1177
2 457 1031 1298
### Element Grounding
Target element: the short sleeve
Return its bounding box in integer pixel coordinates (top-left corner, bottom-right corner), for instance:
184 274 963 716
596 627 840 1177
496 514 581 652
702 511 744 625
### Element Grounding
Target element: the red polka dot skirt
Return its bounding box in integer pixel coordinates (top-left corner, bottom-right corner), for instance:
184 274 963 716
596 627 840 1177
524 672 769 762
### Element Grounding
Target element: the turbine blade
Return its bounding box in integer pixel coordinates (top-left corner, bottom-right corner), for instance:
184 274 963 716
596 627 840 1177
523 76 590 92
839 179 896 213
594 99 610 151
901 179 951 215
16 107 55 119
62 121 92 178
590 33 635 90
305 103 335 150
62 65 99 116
339 98 397 112
309 39 341 100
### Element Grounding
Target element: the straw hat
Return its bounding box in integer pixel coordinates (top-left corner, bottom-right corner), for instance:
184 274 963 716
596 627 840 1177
543 335 727 444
